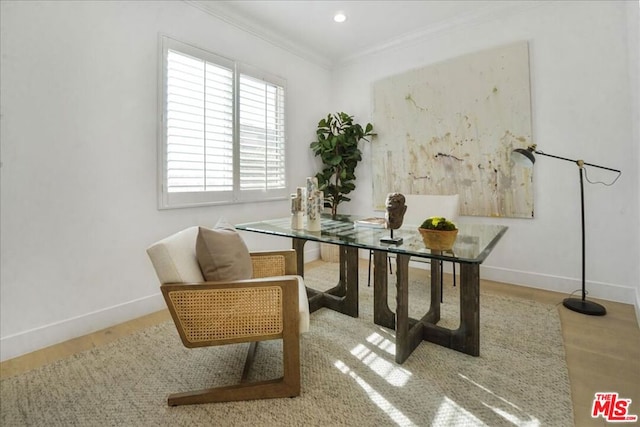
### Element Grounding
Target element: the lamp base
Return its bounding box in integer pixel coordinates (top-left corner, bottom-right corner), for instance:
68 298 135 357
562 297 606 316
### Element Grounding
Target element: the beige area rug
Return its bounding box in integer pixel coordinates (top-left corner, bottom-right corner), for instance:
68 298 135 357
1 262 573 426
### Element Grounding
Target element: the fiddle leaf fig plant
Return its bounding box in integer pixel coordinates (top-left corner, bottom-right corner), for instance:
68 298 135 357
310 112 374 219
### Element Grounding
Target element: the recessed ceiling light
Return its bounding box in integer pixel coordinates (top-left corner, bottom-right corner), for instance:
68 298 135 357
333 13 347 23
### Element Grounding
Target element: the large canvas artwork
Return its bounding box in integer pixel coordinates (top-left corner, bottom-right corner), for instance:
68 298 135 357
372 41 534 218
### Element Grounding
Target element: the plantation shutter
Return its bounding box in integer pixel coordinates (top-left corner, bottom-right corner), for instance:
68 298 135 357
239 75 286 192
159 36 288 209
166 50 234 193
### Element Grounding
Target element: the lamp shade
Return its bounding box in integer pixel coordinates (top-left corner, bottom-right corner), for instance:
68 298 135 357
512 148 536 167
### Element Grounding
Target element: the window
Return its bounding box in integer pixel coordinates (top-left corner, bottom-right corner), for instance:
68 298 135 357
158 36 287 209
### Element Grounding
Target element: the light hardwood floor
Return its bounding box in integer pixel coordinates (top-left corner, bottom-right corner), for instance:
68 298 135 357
2 261 639 426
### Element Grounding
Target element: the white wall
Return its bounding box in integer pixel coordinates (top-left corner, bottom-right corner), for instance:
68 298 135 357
332 1 640 308
2 0 638 362
0 0 331 360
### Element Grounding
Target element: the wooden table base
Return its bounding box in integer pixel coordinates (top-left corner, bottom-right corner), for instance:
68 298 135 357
293 239 359 318
373 251 481 364
294 239 481 363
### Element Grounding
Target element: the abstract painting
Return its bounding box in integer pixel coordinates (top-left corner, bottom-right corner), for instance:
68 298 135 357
372 41 534 218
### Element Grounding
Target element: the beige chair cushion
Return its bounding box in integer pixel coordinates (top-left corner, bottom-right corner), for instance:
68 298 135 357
147 225 310 334
146 226 204 284
257 275 310 334
196 225 253 281
292 275 310 333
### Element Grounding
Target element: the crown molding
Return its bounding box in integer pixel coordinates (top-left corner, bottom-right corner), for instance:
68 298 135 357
185 0 547 70
184 0 334 70
338 1 546 66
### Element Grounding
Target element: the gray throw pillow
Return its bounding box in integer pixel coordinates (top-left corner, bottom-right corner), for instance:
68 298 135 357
196 224 253 282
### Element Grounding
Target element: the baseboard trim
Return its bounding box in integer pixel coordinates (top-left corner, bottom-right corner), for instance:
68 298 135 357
0 245 320 361
0 293 166 362
635 289 640 328
483 266 639 328
3 259 637 361
480 265 635 305
306 246 321 262
357 252 636 307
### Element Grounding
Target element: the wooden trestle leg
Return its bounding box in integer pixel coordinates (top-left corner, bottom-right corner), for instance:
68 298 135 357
373 250 395 329
293 239 359 318
374 251 481 364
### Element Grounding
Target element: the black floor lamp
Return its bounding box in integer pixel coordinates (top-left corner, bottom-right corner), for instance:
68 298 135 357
512 144 622 316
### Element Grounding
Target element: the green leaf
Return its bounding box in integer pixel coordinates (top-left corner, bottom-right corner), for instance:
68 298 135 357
328 155 343 165
342 182 356 191
309 112 374 217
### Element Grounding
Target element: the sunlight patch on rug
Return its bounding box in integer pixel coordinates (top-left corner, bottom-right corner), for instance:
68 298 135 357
334 359 417 426
434 396 488 426
366 331 397 356
350 342 411 387
460 373 541 426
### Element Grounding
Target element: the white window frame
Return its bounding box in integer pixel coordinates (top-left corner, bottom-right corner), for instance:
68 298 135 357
157 35 288 209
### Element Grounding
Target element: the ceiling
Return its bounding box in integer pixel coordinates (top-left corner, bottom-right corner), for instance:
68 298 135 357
191 0 537 68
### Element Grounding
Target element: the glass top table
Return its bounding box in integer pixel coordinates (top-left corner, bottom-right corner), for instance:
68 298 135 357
236 214 508 364
236 214 507 264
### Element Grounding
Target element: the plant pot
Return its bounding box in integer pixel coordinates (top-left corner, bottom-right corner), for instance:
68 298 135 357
418 228 458 251
320 243 340 262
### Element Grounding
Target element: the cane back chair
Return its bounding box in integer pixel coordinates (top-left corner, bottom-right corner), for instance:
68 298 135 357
147 226 310 406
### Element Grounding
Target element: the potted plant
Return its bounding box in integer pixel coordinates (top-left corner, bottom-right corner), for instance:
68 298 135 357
310 112 374 219
418 217 458 251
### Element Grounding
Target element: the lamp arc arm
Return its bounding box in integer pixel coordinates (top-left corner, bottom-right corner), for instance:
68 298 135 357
533 150 621 173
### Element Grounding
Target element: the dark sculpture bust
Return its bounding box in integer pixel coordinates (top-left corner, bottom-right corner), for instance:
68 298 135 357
385 192 407 230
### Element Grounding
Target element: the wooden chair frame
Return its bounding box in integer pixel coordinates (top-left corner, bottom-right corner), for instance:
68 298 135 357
159 250 301 406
